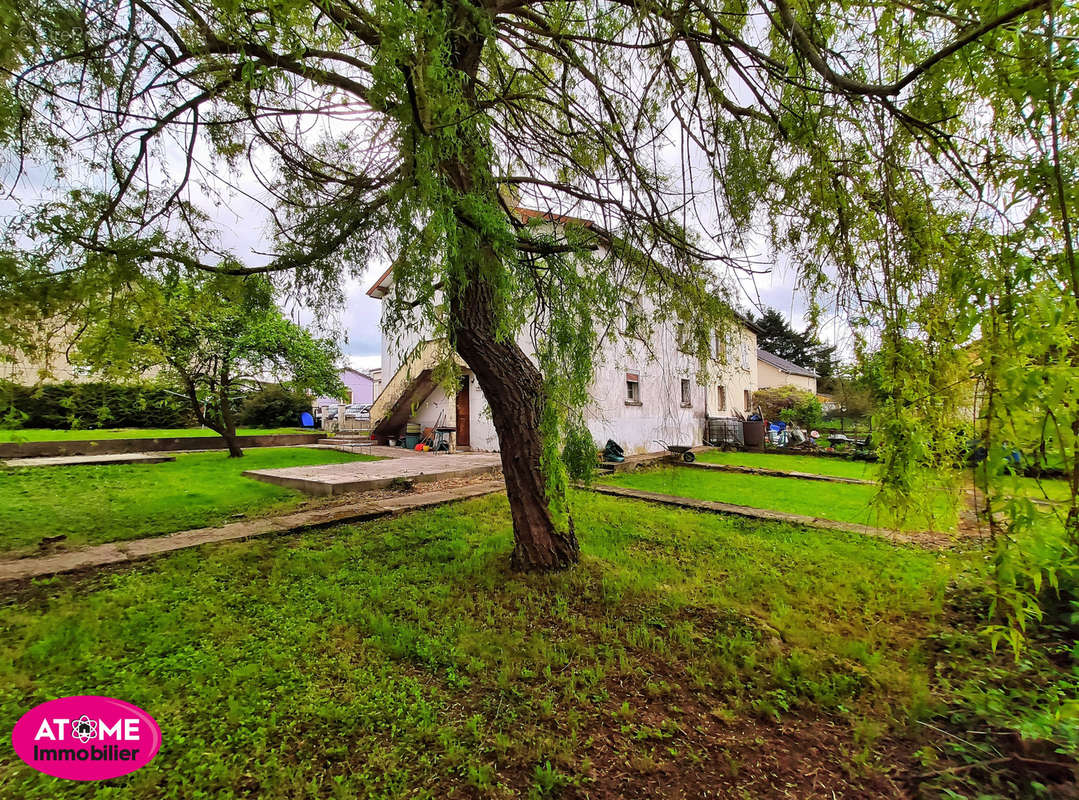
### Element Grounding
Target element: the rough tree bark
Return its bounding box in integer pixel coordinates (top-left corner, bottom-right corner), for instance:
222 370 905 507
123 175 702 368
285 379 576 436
217 423 245 459
217 370 245 459
449 265 580 572
437 19 579 572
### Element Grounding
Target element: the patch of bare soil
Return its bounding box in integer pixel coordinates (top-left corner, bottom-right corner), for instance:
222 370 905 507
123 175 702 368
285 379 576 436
569 704 909 799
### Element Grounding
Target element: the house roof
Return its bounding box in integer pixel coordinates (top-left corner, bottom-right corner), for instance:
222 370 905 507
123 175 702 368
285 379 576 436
366 263 395 298
735 313 763 335
757 348 818 378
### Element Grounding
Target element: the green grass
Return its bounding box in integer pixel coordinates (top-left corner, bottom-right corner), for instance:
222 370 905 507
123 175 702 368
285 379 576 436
989 475 1072 504
694 451 1074 506
0 448 379 556
696 449 878 480
0 492 954 798
602 465 958 531
0 427 316 442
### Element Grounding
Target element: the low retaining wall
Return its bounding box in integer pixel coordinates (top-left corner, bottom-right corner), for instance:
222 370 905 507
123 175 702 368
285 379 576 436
0 433 323 459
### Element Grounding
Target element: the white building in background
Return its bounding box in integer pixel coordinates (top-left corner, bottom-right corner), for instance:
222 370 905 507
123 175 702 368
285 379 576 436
756 348 818 393
366 211 760 454
2 321 92 385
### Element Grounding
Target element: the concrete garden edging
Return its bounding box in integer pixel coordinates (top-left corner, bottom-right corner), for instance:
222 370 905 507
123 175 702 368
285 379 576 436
0 480 506 583
0 433 323 459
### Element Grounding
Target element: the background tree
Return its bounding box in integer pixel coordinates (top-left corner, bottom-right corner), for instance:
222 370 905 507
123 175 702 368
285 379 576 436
754 308 836 378
826 367 874 428
0 0 1073 578
77 275 343 457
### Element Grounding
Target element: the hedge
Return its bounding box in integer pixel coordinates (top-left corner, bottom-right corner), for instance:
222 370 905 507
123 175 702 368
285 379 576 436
0 381 197 430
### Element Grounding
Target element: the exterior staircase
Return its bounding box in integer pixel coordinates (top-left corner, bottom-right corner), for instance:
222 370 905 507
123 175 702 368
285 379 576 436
369 339 467 443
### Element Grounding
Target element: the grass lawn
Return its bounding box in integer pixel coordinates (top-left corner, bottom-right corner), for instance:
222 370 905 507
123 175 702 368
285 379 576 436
602 465 958 531
0 427 316 442
0 448 379 557
0 492 956 798
696 449 878 480
693 451 1074 506
981 475 1073 504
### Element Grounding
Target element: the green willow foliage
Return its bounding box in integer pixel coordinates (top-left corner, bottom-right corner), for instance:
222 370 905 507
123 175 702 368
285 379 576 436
0 0 1075 578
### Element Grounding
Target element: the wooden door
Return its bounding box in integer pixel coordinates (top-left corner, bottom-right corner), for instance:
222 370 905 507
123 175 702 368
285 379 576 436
455 376 470 447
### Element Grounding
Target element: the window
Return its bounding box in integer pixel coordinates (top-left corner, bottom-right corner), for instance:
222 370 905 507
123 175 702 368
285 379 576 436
622 297 643 337
680 378 691 407
740 341 751 370
744 389 752 412
626 372 641 404
714 332 727 361
717 385 726 411
676 323 691 353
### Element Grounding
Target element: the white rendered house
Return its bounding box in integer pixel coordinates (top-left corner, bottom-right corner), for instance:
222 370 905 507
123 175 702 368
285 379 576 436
366 215 760 454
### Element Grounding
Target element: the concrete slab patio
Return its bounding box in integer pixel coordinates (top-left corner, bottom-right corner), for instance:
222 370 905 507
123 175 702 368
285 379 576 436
244 451 503 496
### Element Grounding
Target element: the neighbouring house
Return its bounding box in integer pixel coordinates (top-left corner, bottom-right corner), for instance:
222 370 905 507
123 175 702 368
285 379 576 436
367 211 761 454
756 348 818 393
1 321 94 385
314 367 375 407
368 367 382 397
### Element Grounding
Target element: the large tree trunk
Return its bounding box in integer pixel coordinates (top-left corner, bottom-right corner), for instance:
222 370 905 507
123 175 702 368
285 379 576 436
451 268 579 572
440 18 578 571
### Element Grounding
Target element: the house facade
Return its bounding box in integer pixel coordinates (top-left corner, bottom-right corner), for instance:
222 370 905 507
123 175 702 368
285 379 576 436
367 223 760 454
314 367 375 407
756 348 818 393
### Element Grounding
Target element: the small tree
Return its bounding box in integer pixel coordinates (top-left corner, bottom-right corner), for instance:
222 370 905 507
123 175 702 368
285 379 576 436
825 365 874 429
78 276 343 456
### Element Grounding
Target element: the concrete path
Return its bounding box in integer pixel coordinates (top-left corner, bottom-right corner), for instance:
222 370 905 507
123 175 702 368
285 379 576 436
245 452 503 496
683 461 874 485
0 481 506 584
3 453 176 468
587 483 947 546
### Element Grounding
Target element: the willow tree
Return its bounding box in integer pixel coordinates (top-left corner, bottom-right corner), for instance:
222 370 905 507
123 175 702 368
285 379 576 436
0 0 1074 576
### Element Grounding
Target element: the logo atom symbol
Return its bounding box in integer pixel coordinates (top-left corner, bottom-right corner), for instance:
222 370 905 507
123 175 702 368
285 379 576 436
71 715 97 743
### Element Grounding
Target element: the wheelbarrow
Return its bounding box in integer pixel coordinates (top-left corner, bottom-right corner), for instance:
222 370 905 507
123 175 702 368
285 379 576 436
655 440 696 463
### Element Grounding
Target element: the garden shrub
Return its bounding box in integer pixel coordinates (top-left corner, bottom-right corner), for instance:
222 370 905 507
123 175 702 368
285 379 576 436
236 385 312 428
753 385 823 428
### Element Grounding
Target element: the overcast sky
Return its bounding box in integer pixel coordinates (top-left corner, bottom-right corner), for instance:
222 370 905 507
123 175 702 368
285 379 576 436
2 83 841 377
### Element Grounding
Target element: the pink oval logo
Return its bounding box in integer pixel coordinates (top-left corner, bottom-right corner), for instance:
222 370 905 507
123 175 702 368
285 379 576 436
11 696 161 781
